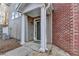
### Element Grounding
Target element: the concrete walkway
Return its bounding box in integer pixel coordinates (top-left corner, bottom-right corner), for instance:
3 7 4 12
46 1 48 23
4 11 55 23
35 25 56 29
0 41 70 56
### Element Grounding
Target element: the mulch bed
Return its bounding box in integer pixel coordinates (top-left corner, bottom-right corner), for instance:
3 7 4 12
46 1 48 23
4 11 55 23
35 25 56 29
0 39 21 54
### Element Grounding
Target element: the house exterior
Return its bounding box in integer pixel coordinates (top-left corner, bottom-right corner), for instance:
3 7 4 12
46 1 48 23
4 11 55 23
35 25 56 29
1 3 79 56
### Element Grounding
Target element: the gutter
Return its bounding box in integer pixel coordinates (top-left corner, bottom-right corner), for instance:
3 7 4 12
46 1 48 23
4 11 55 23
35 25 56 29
45 3 51 10
16 3 22 13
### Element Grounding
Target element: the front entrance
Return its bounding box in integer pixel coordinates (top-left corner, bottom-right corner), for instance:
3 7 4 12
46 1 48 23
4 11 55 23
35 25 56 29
34 18 40 41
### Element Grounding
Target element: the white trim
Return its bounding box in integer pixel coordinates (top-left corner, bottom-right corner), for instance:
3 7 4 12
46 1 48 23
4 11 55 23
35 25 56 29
34 19 37 41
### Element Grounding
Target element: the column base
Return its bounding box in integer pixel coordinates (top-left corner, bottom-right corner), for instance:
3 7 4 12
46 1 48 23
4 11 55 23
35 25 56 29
45 48 48 51
39 48 45 52
20 42 26 45
39 48 48 52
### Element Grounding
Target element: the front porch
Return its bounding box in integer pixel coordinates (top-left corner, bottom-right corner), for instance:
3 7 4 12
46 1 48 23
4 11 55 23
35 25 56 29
18 3 52 52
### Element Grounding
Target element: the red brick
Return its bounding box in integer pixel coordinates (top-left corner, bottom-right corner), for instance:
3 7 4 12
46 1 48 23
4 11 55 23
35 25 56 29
53 3 79 56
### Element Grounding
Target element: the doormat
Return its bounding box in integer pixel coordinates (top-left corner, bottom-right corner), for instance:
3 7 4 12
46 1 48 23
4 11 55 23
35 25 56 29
34 41 40 44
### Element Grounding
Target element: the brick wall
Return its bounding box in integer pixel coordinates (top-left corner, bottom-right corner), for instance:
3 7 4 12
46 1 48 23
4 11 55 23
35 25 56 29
53 3 79 55
71 4 79 55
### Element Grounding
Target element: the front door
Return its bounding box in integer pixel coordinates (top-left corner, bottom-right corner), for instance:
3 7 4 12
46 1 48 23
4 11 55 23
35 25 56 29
34 19 40 41
37 21 40 40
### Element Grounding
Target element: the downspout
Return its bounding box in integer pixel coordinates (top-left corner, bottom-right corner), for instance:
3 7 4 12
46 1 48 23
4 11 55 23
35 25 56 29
45 3 52 44
45 3 53 52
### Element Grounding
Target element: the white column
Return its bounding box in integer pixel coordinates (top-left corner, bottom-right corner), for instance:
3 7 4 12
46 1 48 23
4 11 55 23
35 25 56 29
39 5 48 52
20 14 26 45
25 15 28 41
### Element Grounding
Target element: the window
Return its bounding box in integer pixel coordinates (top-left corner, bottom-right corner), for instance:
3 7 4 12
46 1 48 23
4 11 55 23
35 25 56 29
18 13 21 16
15 12 21 18
15 12 18 18
0 15 2 23
11 12 15 19
11 11 21 19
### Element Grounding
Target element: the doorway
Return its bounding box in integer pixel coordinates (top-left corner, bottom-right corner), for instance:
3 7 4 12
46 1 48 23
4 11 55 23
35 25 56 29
34 18 40 41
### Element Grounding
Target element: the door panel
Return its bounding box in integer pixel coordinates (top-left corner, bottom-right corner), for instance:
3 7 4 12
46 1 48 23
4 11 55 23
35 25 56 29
37 22 40 40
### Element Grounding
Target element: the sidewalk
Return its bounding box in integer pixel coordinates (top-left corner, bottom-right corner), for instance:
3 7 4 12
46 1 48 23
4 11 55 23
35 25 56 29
0 41 70 56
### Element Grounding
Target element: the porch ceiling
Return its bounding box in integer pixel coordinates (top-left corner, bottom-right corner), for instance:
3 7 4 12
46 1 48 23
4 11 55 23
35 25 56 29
26 7 51 18
26 8 40 17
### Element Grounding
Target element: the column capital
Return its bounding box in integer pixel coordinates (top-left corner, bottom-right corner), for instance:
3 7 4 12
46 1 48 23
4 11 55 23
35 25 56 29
41 4 45 8
21 13 24 15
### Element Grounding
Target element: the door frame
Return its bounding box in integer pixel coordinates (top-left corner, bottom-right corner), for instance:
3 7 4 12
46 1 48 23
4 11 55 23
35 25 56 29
33 18 40 41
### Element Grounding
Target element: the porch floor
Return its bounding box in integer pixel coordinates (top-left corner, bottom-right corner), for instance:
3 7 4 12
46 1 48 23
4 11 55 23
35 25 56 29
0 41 70 56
